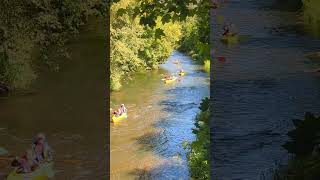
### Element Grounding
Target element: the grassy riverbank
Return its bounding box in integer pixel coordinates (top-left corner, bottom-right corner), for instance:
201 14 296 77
184 97 210 180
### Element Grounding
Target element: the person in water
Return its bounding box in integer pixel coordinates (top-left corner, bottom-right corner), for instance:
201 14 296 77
31 133 53 164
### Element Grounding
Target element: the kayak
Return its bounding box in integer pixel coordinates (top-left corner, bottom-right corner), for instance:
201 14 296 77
221 34 239 44
7 162 54 180
162 77 177 84
178 72 185 76
112 113 127 123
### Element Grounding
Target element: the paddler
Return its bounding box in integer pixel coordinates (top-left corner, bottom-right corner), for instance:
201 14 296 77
32 133 53 163
11 149 37 173
120 104 127 114
163 74 172 80
223 23 237 36
223 24 231 36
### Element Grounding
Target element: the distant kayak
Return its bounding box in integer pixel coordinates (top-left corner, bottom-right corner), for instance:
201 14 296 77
221 34 239 44
7 162 54 180
162 76 177 84
178 72 186 76
172 60 180 64
112 113 127 123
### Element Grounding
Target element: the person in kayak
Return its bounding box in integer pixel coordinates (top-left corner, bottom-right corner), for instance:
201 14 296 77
11 149 37 173
120 104 127 114
112 104 126 117
223 23 237 37
222 24 230 36
32 133 53 164
163 74 175 80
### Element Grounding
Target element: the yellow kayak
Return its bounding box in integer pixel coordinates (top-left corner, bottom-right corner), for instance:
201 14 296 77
112 113 127 123
7 162 54 180
162 77 177 84
221 35 239 44
178 72 185 76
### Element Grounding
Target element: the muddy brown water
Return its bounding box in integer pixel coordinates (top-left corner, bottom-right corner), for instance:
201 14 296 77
0 19 107 179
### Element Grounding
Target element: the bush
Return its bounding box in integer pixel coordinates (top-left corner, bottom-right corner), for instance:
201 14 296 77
283 112 320 157
110 0 182 91
0 0 107 89
186 97 210 180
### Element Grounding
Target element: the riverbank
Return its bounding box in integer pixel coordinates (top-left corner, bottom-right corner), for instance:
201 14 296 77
185 97 210 180
110 51 209 179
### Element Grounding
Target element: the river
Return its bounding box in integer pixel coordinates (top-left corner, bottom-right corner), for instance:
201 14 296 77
0 19 107 179
211 0 320 179
110 51 209 179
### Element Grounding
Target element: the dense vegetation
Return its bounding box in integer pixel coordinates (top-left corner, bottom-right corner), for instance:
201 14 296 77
0 0 106 90
110 0 210 90
184 97 210 180
110 0 183 90
178 6 210 73
272 112 320 180
302 0 320 37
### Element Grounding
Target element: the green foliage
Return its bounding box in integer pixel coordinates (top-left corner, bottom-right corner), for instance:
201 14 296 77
110 0 182 91
0 0 106 88
271 155 320 180
272 112 320 180
178 0 210 72
133 0 211 27
186 97 210 180
283 112 320 157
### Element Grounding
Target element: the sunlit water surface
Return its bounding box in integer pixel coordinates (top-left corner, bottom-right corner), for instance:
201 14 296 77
110 51 209 179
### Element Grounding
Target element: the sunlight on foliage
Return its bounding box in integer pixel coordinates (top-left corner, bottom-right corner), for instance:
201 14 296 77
186 97 210 180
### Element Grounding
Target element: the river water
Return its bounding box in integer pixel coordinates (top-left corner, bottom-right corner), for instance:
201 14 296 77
110 51 209 179
211 0 320 179
0 19 107 179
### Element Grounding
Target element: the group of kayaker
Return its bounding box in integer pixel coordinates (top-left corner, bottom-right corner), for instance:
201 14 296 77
112 104 127 117
162 68 185 81
10 133 53 174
